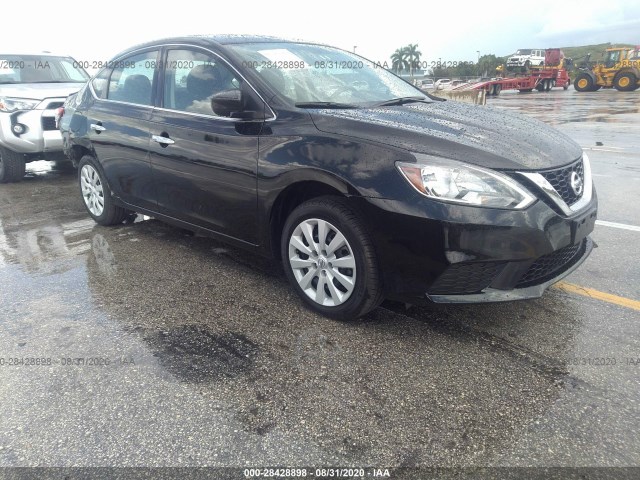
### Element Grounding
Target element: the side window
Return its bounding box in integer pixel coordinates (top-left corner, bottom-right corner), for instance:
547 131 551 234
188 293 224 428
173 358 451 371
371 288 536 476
163 49 240 116
91 68 111 99
107 51 158 106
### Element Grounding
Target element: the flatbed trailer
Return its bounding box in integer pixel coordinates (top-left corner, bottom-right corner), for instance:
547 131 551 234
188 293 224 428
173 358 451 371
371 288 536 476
455 67 571 95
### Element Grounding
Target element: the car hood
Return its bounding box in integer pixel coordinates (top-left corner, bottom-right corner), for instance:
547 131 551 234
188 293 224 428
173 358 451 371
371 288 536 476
0 83 84 101
309 101 582 171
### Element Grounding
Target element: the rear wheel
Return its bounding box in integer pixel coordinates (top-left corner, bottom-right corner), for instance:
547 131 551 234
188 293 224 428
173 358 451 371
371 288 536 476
574 73 595 92
0 146 26 183
281 197 383 320
613 72 637 91
493 84 501 95
78 155 131 226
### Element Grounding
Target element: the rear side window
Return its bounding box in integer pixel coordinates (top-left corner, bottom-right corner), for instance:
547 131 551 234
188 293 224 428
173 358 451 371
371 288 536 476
106 51 158 106
162 49 240 116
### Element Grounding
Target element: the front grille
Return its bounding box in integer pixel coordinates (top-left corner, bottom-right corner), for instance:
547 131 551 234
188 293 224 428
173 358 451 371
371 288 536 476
539 159 584 206
41 117 57 131
516 240 586 287
429 262 504 295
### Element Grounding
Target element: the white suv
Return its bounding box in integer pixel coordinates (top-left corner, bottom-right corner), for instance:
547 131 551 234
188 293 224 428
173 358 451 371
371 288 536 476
0 53 88 182
506 49 545 71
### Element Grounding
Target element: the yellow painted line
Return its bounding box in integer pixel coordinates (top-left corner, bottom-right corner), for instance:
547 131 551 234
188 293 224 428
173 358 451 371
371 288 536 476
554 282 640 312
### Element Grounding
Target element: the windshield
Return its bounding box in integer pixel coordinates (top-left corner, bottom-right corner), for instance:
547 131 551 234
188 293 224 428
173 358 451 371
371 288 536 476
515 49 532 55
0 55 89 84
228 42 430 106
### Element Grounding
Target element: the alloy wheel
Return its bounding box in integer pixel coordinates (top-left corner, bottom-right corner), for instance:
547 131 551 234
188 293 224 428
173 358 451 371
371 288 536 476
288 218 357 307
80 164 105 216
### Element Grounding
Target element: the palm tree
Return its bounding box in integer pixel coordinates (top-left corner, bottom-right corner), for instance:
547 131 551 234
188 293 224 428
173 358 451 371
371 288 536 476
405 44 422 78
391 48 409 74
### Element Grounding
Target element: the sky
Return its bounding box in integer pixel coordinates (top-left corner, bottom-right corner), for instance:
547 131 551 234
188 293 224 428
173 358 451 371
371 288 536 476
2 0 639 67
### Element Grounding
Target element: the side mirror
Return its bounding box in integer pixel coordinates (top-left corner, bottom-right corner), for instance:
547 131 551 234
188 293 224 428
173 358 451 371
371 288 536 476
211 89 242 117
211 89 262 120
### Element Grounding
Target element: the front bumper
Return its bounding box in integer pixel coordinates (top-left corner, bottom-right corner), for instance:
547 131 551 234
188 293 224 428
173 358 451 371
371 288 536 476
426 237 593 303
506 58 525 66
0 98 66 154
353 187 598 305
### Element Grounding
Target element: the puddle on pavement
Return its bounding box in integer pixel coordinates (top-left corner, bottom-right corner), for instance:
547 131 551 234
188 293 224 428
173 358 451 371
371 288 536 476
490 89 640 125
143 326 259 383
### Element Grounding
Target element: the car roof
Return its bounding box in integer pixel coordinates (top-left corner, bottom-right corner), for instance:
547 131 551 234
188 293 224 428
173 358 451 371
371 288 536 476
192 34 293 44
113 34 318 59
0 51 73 57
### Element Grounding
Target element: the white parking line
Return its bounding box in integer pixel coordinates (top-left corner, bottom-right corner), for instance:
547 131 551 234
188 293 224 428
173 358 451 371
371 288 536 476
583 147 626 153
583 146 624 150
596 220 640 232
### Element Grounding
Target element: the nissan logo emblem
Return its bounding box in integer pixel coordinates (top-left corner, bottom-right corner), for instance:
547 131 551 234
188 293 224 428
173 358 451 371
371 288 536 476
570 171 584 196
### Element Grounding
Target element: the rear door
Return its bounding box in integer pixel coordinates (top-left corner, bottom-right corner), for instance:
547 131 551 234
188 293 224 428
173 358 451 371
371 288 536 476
148 47 262 244
87 49 159 210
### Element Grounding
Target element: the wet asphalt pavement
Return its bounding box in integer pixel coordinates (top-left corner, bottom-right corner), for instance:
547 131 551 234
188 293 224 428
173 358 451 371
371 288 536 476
0 88 639 472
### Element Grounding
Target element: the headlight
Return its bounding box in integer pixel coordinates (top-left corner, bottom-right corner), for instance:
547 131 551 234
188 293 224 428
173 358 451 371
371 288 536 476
396 155 535 209
0 97 40 113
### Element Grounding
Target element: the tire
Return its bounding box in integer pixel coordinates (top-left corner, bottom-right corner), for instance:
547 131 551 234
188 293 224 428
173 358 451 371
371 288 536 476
0 146 26 183
536 81 545 92
77 155 131 226
281 196 383 320
574 73 595 92
613 72 637 92
494 84 501 95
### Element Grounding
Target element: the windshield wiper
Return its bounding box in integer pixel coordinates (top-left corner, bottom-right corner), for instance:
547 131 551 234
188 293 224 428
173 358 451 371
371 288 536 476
295 101 359 109
373 96 431 107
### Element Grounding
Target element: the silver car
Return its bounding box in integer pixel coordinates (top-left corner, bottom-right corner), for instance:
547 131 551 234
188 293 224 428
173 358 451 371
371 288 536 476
0 53 88 182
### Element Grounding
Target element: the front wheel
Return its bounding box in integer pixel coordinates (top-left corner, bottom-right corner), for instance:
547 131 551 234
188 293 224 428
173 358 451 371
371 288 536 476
78 155 131 226
574 73 595 92
281 197 383 320
0 146 26 183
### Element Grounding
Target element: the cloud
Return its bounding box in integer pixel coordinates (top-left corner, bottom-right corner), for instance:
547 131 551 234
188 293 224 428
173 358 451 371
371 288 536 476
2 0 639 67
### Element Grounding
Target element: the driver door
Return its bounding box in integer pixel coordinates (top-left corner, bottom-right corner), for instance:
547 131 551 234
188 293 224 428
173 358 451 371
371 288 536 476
148 47 262 245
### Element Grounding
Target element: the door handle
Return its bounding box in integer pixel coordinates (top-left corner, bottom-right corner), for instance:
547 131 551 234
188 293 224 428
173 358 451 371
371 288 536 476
90 123 106 132
151 134 175 146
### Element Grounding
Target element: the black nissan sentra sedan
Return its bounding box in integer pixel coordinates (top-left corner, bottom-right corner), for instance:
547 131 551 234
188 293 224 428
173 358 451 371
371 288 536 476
61 35 597 320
